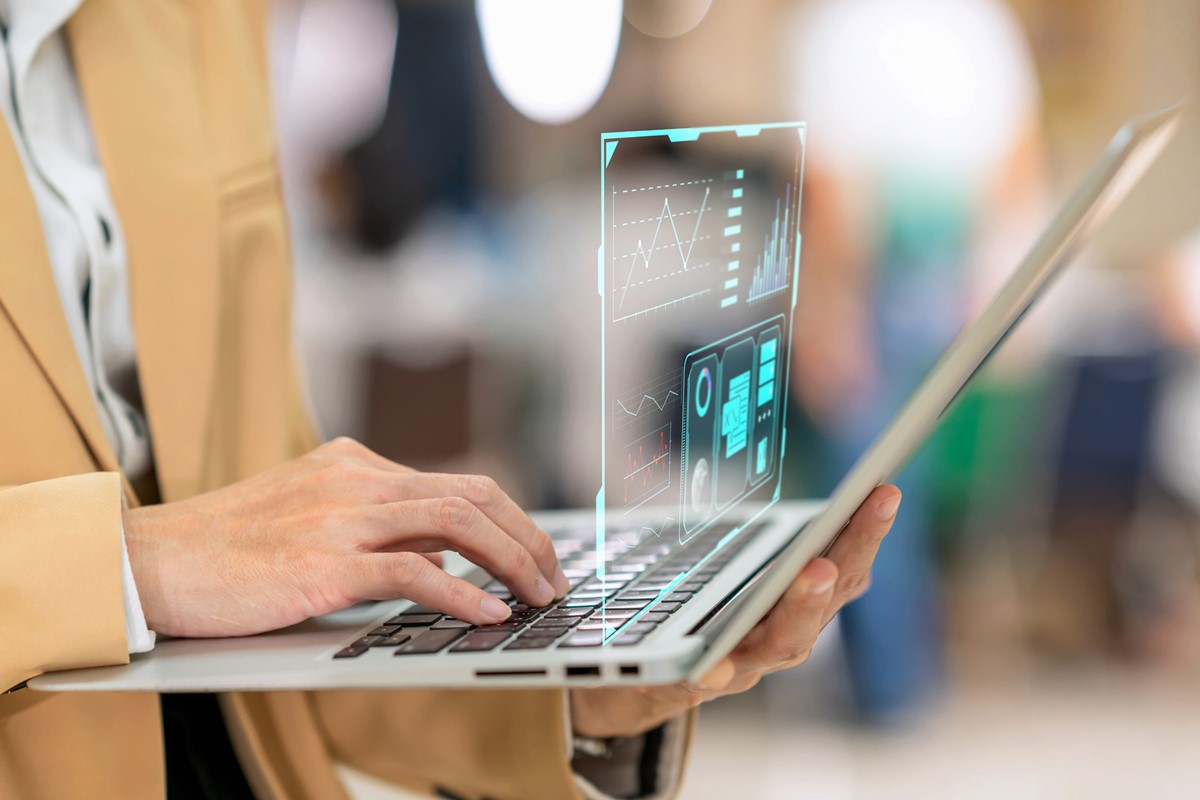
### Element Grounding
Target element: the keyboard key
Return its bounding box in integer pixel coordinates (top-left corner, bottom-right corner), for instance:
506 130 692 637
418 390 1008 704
653 601 683 614
394 629 465 655
431 619 472 630
627 582 676 592
504 638 557 650
398 605 440 615
615 591 662 602
533 617 581 630
354 635 387 648
449 630 513 653
380 634 412 647
568 591 618 601
578 577 633 591
559 634 606 648
510 609 541 620
545 607 593 618
334 645 367 658
385 613 441 627
576 622 624 632
602 601 648 612
637 612 670 625
666 591 694 603
531 627 573 639
585 614 643 623
367 625 401 637
612 633 646 647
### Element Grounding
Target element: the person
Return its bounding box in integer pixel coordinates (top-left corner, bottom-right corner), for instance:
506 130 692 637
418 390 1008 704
786 0 1043 721
0 2 899 799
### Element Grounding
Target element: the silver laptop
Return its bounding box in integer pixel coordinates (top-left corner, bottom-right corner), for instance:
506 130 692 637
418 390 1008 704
31 104 1181 694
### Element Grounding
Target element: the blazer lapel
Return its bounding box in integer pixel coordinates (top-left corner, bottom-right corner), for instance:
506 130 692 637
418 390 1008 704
68 0 221 502
0 115 120 474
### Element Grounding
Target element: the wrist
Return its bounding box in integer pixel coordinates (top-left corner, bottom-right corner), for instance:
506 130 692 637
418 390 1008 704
122 505 169 634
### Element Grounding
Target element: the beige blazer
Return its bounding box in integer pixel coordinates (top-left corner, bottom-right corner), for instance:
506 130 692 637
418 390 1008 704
0 2 680 798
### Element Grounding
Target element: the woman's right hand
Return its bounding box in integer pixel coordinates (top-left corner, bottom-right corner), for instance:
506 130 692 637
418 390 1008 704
123 437 569 638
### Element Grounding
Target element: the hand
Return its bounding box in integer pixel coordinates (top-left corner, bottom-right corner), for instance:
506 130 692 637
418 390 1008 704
123 437 569 637
570 485 901 738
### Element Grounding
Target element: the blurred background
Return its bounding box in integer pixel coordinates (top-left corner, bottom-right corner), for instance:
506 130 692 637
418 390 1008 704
268 1 1200 797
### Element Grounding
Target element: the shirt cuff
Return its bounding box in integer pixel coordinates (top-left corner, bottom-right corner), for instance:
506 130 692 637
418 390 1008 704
565 697 688 800
119 525 155 654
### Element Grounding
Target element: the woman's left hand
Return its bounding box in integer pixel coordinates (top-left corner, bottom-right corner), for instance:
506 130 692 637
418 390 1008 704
570 485 901 738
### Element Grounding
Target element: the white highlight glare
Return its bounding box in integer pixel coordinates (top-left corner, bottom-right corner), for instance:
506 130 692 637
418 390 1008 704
625 0 713 39
791 0 1038 176
476 0 623 125
286 0 398 152
876 20 978 122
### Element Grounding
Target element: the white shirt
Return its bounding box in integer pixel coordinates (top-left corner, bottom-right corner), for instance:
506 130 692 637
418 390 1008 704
0 0 153 653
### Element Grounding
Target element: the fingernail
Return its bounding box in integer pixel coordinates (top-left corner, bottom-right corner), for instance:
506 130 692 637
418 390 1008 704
481 596 511 622
876 493 901 521
809 579 836 596
534 575 555 606
552 565 570 598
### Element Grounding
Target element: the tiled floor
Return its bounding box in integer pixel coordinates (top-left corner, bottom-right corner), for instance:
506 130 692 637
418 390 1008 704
340 642 1200 800
679 659 1200 799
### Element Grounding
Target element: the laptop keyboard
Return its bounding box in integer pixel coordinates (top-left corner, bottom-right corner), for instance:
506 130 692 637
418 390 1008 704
332 519 765 659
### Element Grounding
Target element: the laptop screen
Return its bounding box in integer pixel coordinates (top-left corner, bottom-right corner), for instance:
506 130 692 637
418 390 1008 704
597 123 807 596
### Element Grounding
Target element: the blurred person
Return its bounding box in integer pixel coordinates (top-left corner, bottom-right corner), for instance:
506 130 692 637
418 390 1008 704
0 3 900 800
786 0 1045 721
1107 233 1200 665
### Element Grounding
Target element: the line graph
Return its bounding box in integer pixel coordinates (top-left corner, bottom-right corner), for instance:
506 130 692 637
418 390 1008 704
613 369 683 434
617 516 677 550
618 187 710 309
616 390 679 418
611 178 720 323
622 424 673 511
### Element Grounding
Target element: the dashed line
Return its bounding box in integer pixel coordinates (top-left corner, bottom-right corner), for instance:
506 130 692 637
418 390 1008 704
620 209 701 227
620 179 714 194
618 261 714 290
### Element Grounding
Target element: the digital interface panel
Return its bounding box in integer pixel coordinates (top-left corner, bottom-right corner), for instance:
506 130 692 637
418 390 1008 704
597 124 806 637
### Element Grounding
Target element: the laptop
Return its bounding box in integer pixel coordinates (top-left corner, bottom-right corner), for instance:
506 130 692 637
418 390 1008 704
30 104 1182 694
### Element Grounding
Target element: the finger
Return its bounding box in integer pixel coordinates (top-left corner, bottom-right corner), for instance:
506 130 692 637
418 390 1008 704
419 552 445 568
351 552 513 625
368 498 557 607
690 658 737 694
385 472 568 596
729 557 837 672
645 657 737 710
823 485 899 611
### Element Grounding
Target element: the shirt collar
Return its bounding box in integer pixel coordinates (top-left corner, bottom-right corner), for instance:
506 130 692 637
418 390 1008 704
4 0 83 82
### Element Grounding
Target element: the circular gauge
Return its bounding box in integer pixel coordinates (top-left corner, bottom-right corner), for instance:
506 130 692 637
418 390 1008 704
694 366 713 418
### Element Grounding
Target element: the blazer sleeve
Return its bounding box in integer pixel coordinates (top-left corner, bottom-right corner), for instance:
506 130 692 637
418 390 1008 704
0 473 130 693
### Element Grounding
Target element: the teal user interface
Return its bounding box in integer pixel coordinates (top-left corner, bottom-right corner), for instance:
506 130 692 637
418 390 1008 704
595 123 806 638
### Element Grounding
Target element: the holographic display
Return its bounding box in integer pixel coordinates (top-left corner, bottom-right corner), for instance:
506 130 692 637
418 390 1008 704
597 123 806 637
